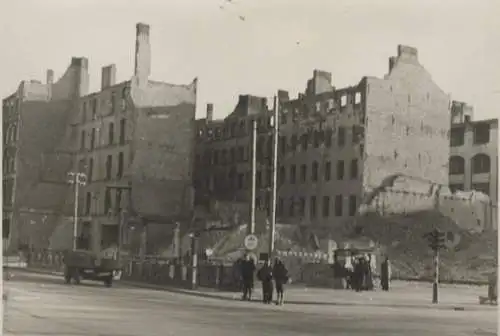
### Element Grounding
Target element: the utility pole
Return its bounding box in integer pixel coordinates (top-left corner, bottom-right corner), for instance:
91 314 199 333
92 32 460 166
249 119 257 235
423 228 446 304
67 172 87 251
268 95 279 258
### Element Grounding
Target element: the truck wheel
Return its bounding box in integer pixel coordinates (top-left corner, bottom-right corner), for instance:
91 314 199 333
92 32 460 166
64 267 71 284
72 269 81 285
104 277 113 288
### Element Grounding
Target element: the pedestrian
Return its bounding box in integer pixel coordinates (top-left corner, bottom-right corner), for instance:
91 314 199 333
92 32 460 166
380 256 391 291
240 254 256 301
272 257 289 305
257 259 274 304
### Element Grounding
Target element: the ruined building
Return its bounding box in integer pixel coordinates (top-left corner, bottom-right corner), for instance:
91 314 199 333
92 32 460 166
448 101 498 231
2 23 197 253
194 45 452 230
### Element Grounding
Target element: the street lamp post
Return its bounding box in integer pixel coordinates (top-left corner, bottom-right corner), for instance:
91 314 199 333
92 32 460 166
67 172 87 251
268 95 279 258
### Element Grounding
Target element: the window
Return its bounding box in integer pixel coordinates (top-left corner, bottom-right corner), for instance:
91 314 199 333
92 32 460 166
335 195 343 216
277 197 284 216
85 192 92 215
237 173 244 189
116 189 122 213
92 99 97 120
310 196 317 219
472 183 490 196
322 196 330 217
337 160 345 180
88 158 94 182
348 195 357 216
111 92 116 113
450 127 465 147
354 92 361 105
473 123 490 145
324 161 331 181
341 95 347 107
315 102 321 112
301 134 308 151
238 146 244 161
256 171 262 188
108 123 114 145
104 188 112 214
279 166 286 185
290 165 297 184
117 152 124 178
289 197 295 217
350 159 358 179
338 127 346 147
90 128 96 149
300 164 307 183
313 131 321 148
449 156 465 175
106 155 112 180
80 130 86 150
312 161 319 182
119 119 126 145
471 154 490 174
290 135 298 151
279 136 286 155
298 197 306 217
325 129 332 147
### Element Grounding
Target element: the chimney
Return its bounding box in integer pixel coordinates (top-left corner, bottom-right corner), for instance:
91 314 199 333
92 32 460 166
206 103 214 121
388 57 397 72
101 64 117 89
46 69 54 85
70 57 89 97
397 45 418 62
278 90 290 102
134 22 151 84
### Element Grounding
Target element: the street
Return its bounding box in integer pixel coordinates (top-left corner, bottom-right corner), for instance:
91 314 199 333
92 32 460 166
3 271 497 336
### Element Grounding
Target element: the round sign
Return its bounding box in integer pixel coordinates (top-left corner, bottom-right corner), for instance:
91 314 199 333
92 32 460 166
244 234 259 250
205 248 214 257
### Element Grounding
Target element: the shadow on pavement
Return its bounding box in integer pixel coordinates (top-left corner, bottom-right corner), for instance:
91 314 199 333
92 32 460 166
6 269 112 289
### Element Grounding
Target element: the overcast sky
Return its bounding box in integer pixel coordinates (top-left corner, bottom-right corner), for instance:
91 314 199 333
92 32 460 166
1 0 498 121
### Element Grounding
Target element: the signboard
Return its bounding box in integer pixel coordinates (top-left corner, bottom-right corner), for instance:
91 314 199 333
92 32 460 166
244 234 259 250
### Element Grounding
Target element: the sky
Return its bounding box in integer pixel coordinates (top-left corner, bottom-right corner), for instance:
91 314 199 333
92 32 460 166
1 0 499 121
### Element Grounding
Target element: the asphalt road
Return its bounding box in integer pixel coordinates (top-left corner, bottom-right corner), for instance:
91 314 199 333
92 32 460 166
3 271 497 336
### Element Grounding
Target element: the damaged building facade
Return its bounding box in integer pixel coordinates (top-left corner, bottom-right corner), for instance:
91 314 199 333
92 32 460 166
194 45 453 229
2 23 197 253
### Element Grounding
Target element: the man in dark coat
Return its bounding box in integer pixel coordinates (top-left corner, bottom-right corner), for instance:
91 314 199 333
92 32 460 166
272 258 289 305
240 255 256 301
380 256 391 291
257 259 274 304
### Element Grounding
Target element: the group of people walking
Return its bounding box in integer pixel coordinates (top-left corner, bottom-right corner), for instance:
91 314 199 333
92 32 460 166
237 255 289 305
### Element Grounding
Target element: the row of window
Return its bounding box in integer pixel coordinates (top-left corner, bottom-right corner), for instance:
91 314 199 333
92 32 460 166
197 93 363 142
202 125 364 167
281 159 358 184
3 124 18 145
256 194 358 218
80 119 127 151
450 123 492 147
84 188 123 216
449 153 491 175
197 159 360 192
83 152 125 183
81 89 127 123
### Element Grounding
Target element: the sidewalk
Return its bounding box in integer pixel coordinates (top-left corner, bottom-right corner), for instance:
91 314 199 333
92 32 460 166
14 267 496 311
